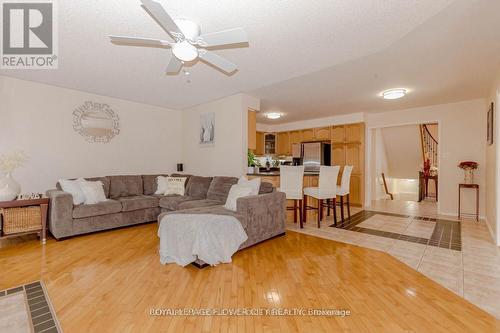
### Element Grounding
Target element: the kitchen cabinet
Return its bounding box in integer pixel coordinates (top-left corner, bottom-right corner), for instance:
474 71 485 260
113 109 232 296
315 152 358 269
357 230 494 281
248 110 256 150
264 133 276 154
301 129 314 141
255 132 265 155
277 132 290 155
346 123 364 143
345 143 363 174
314 127 330 140
332 144 345 167
289 131 301 154
331 126 345 143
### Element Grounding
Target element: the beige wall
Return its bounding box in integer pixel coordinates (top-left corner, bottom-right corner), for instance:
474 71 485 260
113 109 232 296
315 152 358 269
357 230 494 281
485 70 500 246
181 94 257 177
380 124 422 179
0 76 183 193
366 99 487 218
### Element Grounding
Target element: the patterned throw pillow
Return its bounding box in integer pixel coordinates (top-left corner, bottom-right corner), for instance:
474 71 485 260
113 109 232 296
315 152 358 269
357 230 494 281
164 177 187 196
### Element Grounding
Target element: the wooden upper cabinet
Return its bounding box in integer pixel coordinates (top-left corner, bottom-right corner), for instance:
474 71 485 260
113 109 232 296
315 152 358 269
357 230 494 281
255 132 264 155
248 110 256 150
331 125 345 143
314 127 330 141
276 132 290 155
301 128 314 141
289 131 301 145
345 123 364 143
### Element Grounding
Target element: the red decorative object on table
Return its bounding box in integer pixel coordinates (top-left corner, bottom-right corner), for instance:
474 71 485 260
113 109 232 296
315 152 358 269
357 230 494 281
423 158 431 176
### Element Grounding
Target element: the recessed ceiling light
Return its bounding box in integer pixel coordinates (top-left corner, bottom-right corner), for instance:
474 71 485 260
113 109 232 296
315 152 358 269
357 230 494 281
265 112 282 119
382 88 407 100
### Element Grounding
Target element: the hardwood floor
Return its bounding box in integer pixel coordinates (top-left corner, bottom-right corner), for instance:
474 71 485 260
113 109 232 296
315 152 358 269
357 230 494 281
0 223 498 332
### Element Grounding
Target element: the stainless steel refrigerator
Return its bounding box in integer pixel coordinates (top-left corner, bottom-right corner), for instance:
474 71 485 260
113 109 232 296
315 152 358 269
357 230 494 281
291 142 331 172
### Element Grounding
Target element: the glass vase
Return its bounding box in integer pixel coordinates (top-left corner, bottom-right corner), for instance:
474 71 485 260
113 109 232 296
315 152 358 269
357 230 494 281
0 172 21 201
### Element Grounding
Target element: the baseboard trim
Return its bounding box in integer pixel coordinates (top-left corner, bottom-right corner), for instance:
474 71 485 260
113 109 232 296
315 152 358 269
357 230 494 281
484 217 499 246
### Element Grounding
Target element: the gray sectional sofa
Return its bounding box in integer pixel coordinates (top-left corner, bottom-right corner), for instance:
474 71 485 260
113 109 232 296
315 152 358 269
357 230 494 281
46 174 286 249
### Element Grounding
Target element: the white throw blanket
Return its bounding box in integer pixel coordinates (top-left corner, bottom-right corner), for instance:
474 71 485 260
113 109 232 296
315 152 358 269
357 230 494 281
158 214 248 267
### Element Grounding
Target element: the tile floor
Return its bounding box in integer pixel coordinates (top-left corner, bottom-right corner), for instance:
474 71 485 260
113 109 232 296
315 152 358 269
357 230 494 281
287 198 500 319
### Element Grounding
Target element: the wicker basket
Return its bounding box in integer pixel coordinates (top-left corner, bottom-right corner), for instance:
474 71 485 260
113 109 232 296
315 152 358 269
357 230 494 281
0 206 42 235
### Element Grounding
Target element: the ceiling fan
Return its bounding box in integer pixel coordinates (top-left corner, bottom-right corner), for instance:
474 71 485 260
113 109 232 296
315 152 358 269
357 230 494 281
109 0 248 75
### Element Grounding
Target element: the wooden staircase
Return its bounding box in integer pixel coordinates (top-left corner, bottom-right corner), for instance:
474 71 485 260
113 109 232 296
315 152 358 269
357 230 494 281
420 124 438 168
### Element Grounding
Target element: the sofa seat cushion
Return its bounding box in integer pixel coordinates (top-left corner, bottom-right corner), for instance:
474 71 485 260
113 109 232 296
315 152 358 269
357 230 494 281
159 195 198 211
73 200 122 219
118 195 159 212
177 199 222 210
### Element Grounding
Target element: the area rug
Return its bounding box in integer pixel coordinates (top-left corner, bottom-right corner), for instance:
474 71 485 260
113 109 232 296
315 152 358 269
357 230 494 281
0 281 62 333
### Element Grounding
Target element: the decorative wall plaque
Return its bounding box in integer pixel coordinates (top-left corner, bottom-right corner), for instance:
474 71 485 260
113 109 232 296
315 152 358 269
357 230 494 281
73 101 120 143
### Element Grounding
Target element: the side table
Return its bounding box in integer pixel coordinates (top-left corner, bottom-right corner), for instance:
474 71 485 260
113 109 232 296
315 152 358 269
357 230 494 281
0 198 49 244
458 184 479 221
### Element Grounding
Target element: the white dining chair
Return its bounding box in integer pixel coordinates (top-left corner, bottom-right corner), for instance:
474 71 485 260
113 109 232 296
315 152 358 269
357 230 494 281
303 166 340 228
336 165 353 223
278 166 305 228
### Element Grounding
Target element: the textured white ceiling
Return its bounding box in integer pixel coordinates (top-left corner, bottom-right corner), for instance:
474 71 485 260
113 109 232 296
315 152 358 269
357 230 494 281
255 0 500 123
1 0 457 111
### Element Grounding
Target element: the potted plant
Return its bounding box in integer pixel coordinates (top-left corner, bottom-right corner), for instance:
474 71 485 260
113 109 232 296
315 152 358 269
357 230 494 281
0 151 28 201
458 161 478 184
247 150 261 174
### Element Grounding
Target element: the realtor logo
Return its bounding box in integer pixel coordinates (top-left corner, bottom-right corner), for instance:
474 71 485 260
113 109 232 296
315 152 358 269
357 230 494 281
1 0 58 69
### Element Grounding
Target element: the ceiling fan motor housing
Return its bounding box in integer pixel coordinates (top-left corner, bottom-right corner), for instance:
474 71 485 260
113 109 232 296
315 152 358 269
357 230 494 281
174 18 201 41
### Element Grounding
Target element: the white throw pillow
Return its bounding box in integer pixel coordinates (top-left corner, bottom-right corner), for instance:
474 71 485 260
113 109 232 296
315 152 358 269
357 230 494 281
77 178 107 205
164 177 187 196
58 179 86 205
224 184 254 212
155 176 169 195
238 176 261 195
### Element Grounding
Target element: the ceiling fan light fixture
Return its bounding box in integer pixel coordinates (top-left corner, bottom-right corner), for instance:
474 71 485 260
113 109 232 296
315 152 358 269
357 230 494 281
265 112 282 120
172 41 198 62
382 88 407 100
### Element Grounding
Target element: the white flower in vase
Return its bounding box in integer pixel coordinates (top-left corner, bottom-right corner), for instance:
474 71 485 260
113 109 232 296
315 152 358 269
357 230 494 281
0 151 28 201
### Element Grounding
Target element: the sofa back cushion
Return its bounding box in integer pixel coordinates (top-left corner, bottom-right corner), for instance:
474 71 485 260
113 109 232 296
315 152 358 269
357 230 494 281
185 176 212 199
57 176 111 198
109 175 143 199
142 174 168 195
259 181 274 194
207 176 238 202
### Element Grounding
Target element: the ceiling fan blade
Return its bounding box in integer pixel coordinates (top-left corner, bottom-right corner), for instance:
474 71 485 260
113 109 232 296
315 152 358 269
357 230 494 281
141 0 183 38
199 51 237 73
109 35 171 47
199 28 248 47
166 56 183 74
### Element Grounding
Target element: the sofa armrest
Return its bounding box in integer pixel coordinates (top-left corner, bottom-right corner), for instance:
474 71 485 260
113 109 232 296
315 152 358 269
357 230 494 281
236 191 286 243
46 189 74 239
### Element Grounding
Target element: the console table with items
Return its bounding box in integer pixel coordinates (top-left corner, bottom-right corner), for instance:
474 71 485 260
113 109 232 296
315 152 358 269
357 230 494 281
0 198 49 244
